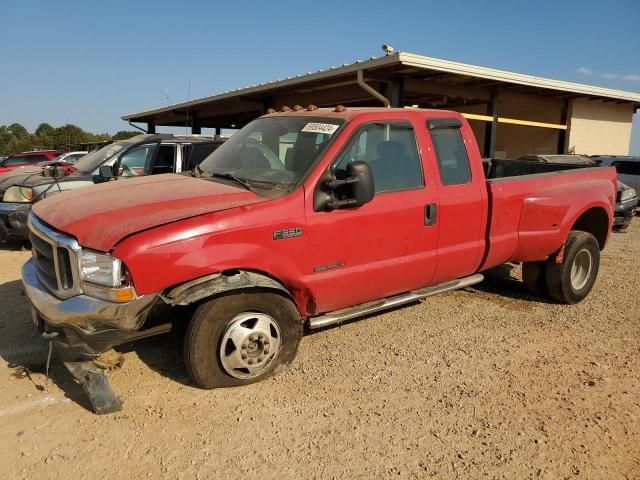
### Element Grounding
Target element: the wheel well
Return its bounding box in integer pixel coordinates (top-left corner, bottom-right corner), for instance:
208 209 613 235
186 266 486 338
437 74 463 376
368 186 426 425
571 207 608 249
163 269 294 307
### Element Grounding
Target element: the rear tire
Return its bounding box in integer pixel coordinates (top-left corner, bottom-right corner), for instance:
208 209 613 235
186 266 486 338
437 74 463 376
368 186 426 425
545 231 600 304
184 291 303 389
522 261 547 296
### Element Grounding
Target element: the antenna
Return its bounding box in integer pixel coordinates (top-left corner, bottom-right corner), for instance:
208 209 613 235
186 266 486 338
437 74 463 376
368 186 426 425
185 80 191 135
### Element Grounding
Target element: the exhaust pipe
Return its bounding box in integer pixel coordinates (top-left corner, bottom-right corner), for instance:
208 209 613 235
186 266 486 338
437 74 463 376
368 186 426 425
357 70 390 108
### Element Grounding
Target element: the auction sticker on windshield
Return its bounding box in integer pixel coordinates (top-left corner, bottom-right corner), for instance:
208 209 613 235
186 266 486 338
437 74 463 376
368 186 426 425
301 123 340 135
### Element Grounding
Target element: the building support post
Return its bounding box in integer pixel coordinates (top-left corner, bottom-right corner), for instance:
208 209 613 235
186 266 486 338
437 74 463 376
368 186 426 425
147 123 156 134
192 124 201 134
484 90 499 158
557 99 569 154
215 127 221 136
390 78 404 108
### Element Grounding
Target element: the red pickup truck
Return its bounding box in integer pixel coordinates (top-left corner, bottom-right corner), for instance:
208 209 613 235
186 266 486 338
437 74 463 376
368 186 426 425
22 107 616 412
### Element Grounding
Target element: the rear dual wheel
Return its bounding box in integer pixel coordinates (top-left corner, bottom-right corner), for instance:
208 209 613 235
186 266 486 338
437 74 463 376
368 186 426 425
522 231 600 304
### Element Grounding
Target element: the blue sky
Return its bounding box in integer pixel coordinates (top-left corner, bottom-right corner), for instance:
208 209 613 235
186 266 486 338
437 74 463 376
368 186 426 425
1 0 639 153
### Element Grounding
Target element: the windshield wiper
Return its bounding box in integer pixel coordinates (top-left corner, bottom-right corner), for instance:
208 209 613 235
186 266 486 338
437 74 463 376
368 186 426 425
210 172 254 191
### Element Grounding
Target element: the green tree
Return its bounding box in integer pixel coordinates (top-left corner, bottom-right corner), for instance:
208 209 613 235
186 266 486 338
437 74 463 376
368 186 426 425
8 123 29 138
35 123 56 139
113 130 141 140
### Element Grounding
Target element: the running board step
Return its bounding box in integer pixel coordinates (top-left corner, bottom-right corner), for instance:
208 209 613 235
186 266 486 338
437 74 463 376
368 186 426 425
308 273 484 330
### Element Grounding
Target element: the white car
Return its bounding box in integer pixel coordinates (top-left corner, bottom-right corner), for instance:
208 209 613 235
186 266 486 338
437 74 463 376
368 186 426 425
39 151 88 166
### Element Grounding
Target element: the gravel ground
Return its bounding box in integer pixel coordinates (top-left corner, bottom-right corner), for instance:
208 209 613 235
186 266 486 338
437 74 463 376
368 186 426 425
0 223 639 479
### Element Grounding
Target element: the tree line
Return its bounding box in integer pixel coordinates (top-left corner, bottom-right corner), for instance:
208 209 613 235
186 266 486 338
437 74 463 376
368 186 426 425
0 123 141 155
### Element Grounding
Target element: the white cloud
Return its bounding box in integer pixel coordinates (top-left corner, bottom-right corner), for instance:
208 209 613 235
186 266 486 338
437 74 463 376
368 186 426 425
601 73 620 79
577 67 592 75
622 74 640 81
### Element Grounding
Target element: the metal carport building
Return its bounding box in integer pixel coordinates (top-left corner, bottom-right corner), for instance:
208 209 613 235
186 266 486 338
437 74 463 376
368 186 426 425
122 51 640 158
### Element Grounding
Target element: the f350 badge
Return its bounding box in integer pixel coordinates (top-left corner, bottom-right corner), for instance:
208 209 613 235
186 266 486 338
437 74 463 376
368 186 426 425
273 228 302 240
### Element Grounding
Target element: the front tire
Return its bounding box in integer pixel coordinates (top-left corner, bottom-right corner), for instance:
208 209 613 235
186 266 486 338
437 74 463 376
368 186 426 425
184 291 303 389
545 231 600 304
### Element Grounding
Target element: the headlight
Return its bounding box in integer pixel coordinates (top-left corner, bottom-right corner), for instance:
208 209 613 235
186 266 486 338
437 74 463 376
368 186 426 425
3 186 33 203
620 187 637 202
79 250 122 287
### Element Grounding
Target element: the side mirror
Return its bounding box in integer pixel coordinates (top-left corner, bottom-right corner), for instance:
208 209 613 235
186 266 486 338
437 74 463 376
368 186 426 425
99 164 114 179
343 161 375 206
313 160 375 211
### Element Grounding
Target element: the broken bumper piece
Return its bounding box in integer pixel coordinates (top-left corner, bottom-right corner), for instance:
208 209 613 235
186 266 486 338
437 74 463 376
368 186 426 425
64 361 123 414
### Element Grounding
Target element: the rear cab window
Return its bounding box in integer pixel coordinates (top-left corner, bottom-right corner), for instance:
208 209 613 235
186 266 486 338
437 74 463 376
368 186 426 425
428 118 472 186
183 143 223 171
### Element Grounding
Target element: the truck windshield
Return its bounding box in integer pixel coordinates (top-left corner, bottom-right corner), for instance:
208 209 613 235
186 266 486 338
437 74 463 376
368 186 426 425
198 117 344 187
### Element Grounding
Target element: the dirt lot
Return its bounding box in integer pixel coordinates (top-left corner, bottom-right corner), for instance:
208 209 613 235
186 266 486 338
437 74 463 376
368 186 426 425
1 224 639 480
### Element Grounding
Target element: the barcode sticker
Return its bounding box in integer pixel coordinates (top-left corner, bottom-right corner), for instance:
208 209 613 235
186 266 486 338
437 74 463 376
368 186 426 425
301 122 340 135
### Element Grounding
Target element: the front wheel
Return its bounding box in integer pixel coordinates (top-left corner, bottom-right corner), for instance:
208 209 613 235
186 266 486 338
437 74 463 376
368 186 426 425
545 231 600 304
184 291 303 389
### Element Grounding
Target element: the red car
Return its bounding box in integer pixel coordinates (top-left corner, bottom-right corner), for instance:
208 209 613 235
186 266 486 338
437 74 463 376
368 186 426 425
23 107 616 413
0 150 63 176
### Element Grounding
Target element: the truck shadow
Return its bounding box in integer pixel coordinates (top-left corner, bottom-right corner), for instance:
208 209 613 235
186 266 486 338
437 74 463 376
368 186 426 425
471 264 555 305
117 329 193 386
0 264 556 412
0 238 30 251
0 279 95 413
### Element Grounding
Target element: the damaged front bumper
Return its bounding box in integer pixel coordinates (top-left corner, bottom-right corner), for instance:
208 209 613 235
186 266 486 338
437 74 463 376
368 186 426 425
0 202 30 242
22 258 159 361
613 196 638 229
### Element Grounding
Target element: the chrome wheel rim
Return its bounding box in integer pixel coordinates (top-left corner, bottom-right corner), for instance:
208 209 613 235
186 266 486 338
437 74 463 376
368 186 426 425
570 249 592 291
219 312 281 379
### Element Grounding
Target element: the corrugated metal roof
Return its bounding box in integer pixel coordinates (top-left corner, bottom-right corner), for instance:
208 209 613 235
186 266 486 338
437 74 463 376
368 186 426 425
122 51 640 121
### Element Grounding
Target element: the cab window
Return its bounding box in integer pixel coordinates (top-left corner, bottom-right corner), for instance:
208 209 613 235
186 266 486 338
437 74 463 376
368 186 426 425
430 127 472 186
334 122 423 193
117 143 158 176
150 144 176 174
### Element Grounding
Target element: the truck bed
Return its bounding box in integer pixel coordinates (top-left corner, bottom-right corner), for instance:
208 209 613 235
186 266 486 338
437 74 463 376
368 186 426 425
479 161 617 270
483 158 587 179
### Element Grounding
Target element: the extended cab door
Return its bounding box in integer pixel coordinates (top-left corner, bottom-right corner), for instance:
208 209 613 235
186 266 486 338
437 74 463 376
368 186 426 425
305 117 440 314
425 117 487 283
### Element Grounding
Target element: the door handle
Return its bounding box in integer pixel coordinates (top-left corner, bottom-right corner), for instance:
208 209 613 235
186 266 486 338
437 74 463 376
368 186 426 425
424 203 437 226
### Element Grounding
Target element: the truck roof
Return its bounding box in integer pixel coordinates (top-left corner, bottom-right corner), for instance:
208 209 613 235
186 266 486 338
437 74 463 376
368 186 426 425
263 106 461 121
127 133 226 144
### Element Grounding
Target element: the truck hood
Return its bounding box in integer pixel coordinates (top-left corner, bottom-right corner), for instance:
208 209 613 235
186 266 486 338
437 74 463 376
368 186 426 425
0 165 34 177
32 174 269 251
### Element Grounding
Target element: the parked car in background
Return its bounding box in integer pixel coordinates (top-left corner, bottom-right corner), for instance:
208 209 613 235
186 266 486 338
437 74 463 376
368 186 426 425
43 151 88 166
0 135 224 242
21 107 617 412
592 156 640 204
0 150 63 176
37 151 89 176
517 154 637 230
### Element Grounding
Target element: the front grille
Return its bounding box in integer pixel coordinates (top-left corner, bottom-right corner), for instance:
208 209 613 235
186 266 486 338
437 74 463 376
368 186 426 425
29 214 82 299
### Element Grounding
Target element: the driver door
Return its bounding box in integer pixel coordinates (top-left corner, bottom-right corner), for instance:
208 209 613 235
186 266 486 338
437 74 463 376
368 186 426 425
304 118 440 314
